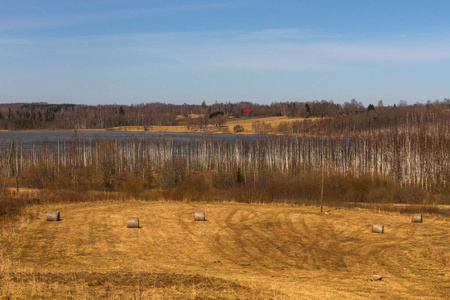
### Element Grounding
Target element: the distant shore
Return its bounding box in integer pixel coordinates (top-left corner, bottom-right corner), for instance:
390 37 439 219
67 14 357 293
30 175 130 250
0 116 320 135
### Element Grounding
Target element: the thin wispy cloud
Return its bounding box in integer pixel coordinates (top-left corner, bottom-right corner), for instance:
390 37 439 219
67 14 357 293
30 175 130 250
0 13 95 32
122 1 247 16
0 1 245 33
236 29 336 41
3 29 448 71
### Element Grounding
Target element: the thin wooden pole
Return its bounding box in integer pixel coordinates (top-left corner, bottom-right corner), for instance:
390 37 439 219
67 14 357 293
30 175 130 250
2 141 14 194
15 141 19 193
320 163 324 213
320 145 325 213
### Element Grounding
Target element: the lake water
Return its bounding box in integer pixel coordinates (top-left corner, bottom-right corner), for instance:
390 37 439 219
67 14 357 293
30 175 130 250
0 130 261 148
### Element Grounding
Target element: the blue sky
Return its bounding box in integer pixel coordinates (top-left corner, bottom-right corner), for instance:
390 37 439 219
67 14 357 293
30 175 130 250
1 0 449 106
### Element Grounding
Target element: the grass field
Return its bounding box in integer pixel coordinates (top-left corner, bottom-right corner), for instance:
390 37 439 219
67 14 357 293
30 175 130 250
1 200 449 299
106 116 317 134
222 116 307 134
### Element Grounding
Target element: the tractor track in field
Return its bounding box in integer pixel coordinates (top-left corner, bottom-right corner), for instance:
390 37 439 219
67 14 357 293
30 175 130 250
4 201 449 299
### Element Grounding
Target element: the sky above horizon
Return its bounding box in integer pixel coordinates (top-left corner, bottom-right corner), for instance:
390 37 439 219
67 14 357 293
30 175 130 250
1 0 449 106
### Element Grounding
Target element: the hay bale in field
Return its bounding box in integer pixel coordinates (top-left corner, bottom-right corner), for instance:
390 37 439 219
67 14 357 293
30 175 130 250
46 210 60 221
194 211 205 221
127 217 139 228
372 223 384 233
412 214 423 223
371 275 383 281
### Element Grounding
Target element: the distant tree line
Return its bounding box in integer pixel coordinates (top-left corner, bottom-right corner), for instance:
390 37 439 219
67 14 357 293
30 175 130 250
2 99 447 130
276 100 450 137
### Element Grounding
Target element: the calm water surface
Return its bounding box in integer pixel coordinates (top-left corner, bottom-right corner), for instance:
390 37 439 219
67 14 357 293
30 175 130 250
0 131 261 148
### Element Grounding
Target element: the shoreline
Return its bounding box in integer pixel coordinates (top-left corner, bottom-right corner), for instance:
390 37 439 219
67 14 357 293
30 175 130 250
0 116 325 136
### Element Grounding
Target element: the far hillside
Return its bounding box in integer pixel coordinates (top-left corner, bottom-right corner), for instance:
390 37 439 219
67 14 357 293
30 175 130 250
1 100 449 137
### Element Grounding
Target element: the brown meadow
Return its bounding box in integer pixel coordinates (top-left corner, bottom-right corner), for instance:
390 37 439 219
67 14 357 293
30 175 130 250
1 197 449 299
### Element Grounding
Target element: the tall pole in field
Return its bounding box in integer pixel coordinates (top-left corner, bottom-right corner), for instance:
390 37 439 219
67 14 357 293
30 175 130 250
320 163 324 213
15 141 19 193
2 141 14 194
320 144 325 213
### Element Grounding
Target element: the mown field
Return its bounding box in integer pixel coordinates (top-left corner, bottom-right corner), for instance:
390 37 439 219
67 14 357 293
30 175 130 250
107 115 319 134
1 200 449 299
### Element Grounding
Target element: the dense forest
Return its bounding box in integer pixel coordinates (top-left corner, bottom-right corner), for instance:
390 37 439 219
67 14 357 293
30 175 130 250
2 99 444 130
0 99 449 209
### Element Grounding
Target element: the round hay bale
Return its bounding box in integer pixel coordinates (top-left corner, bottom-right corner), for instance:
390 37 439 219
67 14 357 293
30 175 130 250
194 211 205 221
46 210 60 221
371 275 383 281
372 223 384 233
412 214 423 223
127 217 139 228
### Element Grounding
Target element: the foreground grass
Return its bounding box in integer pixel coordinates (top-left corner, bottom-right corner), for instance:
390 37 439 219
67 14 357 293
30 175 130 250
1 200 449 299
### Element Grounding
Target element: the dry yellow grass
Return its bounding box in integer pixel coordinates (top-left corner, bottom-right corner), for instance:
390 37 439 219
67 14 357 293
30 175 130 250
1 201 449 299
106 116 317 135
224 116 319 134
0 116 314 135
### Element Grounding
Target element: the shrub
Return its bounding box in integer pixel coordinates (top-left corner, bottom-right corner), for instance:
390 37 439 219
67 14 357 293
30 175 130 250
251 121 272 134
233 125 244 133
119 178 145 199
210 115 226 127
209 111 224 119
212 170 235 188
235 168 244 183
158 158 189 188
21 162 55 189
